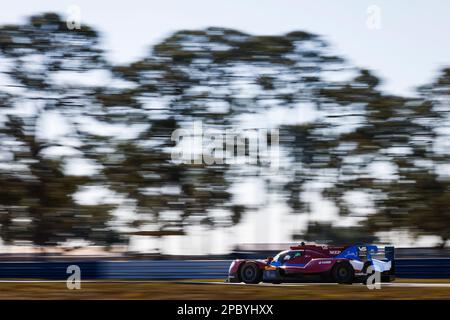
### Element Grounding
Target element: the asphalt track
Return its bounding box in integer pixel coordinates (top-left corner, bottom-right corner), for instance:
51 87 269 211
184 280 450 288
0 279 449 288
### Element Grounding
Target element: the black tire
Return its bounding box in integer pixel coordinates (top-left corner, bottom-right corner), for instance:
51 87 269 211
332 262 354 284
240 262 262 284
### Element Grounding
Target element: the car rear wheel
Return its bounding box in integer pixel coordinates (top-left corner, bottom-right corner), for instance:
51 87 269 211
332 262 354 284
240 262 262 284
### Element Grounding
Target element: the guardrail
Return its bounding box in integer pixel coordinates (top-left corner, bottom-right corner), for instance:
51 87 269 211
0 259 449 280
0 260 231 279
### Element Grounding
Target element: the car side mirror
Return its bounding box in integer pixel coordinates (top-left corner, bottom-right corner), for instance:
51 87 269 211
267 256 273 262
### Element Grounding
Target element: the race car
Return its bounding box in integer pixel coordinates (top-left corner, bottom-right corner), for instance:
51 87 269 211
227 243 395 284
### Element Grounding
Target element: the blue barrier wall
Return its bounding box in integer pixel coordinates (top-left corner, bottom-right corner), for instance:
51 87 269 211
0 260 231 279
0 259 449 279
396 259 450 279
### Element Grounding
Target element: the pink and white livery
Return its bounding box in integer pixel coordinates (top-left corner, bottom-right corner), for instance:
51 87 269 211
227 243 395 284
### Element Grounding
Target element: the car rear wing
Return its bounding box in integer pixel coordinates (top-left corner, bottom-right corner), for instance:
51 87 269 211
385 246 395 262
357 245 394 261
359 245 395 273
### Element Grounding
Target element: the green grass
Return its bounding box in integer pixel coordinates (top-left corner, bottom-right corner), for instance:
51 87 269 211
0 279 449 299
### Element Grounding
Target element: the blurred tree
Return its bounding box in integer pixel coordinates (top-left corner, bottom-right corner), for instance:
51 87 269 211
0 12 449 251
311 67 450 247
362 68 450 246
109 28 350 241
0 13 122 248
294 222 377 244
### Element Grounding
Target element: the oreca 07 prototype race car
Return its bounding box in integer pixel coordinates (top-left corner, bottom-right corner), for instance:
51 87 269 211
227 243 395 284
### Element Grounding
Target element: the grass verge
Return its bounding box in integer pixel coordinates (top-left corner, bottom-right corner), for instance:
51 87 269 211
0 279 449 299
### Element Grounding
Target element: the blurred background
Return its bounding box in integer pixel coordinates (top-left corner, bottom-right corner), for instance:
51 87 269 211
0 1 450 258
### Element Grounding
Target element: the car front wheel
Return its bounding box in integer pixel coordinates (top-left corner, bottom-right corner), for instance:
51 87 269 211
240 262 262 284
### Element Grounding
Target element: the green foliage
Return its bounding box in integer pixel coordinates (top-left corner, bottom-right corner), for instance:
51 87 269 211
0 12 449 249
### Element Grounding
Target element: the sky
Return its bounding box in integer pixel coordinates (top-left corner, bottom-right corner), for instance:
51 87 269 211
1 0 450 97
2 1 450 252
